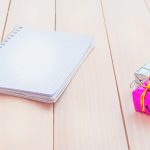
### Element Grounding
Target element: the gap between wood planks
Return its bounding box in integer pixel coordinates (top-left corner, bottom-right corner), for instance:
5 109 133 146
1 0 12 41
53 0 56 149
100 0 130 149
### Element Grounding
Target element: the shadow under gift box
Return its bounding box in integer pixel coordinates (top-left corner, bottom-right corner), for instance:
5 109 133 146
132 81 150 115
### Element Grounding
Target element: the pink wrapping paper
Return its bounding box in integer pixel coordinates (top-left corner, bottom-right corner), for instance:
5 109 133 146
132 81 150 115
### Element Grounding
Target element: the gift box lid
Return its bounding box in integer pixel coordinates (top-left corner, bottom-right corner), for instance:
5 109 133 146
134 63 150 86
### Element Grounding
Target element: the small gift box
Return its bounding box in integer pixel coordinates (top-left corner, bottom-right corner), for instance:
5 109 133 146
134 63 150 87
132 80 150 115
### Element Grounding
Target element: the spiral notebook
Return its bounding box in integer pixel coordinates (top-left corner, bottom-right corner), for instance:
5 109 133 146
0 27 94 103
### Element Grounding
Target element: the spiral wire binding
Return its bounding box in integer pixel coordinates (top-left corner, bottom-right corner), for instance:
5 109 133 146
0 26 23 48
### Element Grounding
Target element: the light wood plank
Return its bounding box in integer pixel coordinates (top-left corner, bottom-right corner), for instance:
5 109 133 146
0 0 55 150
4 0 55 37
54 0 128 149
0 0 10 40
101 0 150 149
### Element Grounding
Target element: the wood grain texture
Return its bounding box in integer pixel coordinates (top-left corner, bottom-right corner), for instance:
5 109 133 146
4 0 55 37
54 0 128 149
0 0 10 40
0 0 55 149
101 0 150 149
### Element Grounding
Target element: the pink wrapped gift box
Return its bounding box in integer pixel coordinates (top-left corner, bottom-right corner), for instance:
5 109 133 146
132 81 150 115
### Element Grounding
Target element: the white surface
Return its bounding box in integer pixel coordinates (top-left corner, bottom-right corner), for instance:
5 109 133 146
0 27 93 102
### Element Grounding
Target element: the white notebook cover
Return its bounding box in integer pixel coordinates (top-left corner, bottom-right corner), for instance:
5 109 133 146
0 27 94 102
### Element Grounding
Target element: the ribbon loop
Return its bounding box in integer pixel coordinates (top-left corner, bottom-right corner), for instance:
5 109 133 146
140 80 150 112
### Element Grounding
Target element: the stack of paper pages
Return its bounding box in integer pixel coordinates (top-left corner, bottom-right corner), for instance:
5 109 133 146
0 27 94 103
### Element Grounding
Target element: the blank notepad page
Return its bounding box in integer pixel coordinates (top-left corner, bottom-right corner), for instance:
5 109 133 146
0 27 93 97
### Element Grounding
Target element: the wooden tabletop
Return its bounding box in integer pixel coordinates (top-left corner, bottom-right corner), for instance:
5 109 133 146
1 0 150 149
